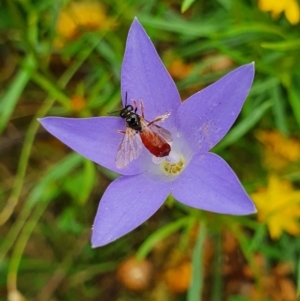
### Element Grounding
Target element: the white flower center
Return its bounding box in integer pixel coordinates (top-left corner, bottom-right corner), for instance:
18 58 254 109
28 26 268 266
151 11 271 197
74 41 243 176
152 150 185 176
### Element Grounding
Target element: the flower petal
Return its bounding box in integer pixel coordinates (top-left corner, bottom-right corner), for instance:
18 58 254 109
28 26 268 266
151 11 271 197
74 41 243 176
121 18 181 133
172 152 256 215
39 116 150 175
91 173 171 247
177 63 254 153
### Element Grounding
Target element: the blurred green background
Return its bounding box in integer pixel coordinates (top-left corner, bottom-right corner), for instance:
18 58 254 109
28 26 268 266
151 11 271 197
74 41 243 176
1 0 300 300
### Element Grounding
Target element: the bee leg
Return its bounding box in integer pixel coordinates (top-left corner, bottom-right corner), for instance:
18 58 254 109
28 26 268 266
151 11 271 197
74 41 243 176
140 100 145 118
132 100 138 113
147 112 171 127
117 130 126 134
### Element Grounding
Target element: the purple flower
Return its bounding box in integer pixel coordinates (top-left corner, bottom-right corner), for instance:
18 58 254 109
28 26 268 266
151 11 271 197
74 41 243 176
39 18 256 247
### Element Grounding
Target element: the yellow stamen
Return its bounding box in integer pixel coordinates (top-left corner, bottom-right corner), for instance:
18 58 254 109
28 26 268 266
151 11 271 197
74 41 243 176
161 156 185 176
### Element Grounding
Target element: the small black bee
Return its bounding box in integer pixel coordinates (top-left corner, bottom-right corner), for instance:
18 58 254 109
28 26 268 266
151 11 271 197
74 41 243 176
119 93 142 132
112 92 172 168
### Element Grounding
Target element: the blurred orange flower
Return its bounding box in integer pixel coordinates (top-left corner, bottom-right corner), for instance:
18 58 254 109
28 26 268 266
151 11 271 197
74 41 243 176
251 175 300 239
164 261 192 293
71 95 86 111
167 58 193 80
256 130 300 170
258 0 300 24
55 1 113 47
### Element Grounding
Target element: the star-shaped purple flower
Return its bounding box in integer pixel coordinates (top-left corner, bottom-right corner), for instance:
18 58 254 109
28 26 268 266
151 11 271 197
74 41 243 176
39 18 256 247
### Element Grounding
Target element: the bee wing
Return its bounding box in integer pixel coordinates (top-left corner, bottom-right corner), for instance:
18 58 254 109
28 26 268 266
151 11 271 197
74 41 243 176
141 112 172 142
148 124 172 143
143 112 172 143
115 127 143 168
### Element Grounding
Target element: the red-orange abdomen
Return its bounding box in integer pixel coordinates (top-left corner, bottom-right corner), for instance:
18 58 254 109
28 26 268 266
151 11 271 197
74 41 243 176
140 132 171 157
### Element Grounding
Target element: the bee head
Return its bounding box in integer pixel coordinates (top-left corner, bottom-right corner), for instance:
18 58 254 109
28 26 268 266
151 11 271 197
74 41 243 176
120 105 134 118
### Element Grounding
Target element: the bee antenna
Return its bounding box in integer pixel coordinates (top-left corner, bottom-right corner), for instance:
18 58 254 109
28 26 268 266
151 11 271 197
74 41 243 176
107 109 120 115
107 92 127 115
125 91 128 106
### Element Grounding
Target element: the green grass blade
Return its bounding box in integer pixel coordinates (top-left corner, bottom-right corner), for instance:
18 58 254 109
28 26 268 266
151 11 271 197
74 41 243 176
139 13 227 37
262 39 300 51
0 54 36 133
288 82 300 129
187 223 207 301
271 83 289 136
136 217 195 260
181 0 196 12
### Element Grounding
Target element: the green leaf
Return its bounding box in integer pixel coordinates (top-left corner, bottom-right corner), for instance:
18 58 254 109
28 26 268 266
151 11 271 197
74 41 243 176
261 39 300 51
63 159 96 205
27 153 82 208
248 224 267 253
181 0 196 12
0 54 36 133
58 208 84 234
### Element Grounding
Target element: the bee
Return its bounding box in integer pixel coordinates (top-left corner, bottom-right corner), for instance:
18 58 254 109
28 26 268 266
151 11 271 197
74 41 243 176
115 93 172 168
